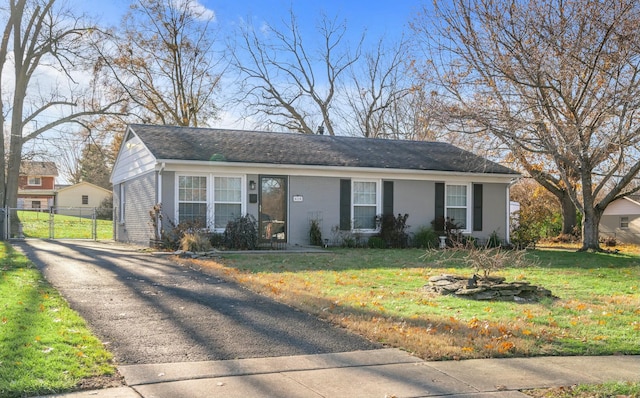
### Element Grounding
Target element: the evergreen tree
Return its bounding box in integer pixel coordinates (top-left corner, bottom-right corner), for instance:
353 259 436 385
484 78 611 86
78 143 111 190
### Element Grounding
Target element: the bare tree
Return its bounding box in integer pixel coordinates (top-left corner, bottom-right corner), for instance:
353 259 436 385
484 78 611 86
341 36 412 138
94 0 222 127
48 131 85 183
413 0 640 251
232 10 361 135
0 0 124 209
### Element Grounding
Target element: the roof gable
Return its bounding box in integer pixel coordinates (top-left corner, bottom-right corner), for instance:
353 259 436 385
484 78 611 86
128 124 519 175
111 127 158 184
56 181 111 194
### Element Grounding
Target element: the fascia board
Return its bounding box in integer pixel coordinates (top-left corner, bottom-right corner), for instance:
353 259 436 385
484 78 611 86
155 159 521 184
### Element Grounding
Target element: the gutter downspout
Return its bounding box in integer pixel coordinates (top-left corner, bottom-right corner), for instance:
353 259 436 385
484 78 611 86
506 178 519 244
156 162 165 239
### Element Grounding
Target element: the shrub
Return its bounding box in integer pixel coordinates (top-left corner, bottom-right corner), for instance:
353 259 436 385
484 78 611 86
160 218 206 251
341 235 357 248
330 224 356 247
224 214 258 250
486 231 502 248
309 219 323 246
209 232 225 248
96 196 113 220
510 219 540 249
380 213 409 248
368 236 386 249
463 246 533 277
180 232 212 252
412 226 439 249
430 245 535 278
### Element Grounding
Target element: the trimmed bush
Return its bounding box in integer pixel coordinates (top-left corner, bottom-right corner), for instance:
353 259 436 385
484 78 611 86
224 214 259 250
380 213 409 248
309 219 323 246
412 226 439 249
368 236 386 249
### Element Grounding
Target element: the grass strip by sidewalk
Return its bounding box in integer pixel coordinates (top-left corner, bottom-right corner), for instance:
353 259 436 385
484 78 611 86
0 243 117 398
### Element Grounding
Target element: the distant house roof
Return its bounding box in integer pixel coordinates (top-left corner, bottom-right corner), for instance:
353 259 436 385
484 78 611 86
56 181 112 194
128 124 518 175
20 161 58 176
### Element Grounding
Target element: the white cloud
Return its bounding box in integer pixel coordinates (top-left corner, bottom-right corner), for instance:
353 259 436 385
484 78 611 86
172 0 216 22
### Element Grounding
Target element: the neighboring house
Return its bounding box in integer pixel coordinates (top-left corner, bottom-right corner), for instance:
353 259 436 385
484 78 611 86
111 124 520 247
600 196 640 244
18 161 58 210
55 181 112 217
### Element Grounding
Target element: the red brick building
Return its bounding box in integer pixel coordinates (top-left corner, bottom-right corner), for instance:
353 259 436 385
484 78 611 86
17 161 58 210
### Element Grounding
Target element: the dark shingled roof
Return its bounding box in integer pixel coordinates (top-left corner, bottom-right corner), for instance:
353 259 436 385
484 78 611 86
20 161 59 176
129 124 518 175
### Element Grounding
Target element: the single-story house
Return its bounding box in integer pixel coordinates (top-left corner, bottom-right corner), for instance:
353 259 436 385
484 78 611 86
600 196 640 244
111 124 520 247
55 181 112 217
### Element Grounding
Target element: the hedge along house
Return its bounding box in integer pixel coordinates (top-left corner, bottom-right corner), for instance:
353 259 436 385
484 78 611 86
111 124 520 247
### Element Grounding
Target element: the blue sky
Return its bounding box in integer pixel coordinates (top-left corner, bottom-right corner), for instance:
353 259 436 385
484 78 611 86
78 0 423 43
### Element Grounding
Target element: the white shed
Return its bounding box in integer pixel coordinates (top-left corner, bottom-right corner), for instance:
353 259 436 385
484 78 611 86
56 182 112 216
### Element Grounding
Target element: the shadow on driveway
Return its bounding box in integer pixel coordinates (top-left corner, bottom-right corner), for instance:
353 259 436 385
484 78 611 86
14 240 379 365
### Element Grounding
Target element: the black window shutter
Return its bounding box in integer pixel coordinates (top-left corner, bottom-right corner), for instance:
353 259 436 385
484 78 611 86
340 179 351 230
435 182 445 221
473 184 483 231
383 181 394 216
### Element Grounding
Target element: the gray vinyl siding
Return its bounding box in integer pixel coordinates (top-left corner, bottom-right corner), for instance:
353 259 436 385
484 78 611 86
160 171 176 224
122 169 511 247
115 171 156 245
246 174 259 220
289 176 340 246
392 180 435 234
475 183 508 240
285 178 511 246
600 214 640 244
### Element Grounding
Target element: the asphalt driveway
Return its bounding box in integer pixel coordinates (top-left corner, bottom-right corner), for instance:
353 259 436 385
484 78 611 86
14 240 378 365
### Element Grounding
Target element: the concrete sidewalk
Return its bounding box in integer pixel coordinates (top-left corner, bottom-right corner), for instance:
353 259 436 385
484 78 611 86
38 349 640 398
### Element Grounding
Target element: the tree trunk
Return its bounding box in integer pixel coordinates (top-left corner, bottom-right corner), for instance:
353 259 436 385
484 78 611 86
580 207 602 251
6 87 25 209
560 193 578 235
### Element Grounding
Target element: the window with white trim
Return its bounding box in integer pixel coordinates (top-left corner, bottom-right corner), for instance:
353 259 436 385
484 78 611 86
178 176 208 225
446 184 470 231
214 177 242 229
620 216 629 229
352 181 379 230
28 177 42 186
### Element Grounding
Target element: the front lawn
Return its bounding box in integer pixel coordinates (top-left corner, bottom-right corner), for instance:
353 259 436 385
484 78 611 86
0 243 119 398
191 248 640 360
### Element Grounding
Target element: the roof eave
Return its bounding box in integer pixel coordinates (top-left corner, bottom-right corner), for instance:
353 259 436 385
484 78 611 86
155 159 521 180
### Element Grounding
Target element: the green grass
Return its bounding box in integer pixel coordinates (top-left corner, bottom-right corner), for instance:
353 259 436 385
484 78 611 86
194 247 640 397
200 248 640 360
16 210 113 240
526 381 640 397
0 243 117 398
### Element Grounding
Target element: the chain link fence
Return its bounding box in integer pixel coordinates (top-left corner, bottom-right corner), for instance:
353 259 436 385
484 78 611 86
2 207 113 240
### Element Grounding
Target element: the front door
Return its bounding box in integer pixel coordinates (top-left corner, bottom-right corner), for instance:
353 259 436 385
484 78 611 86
259 176 287 242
